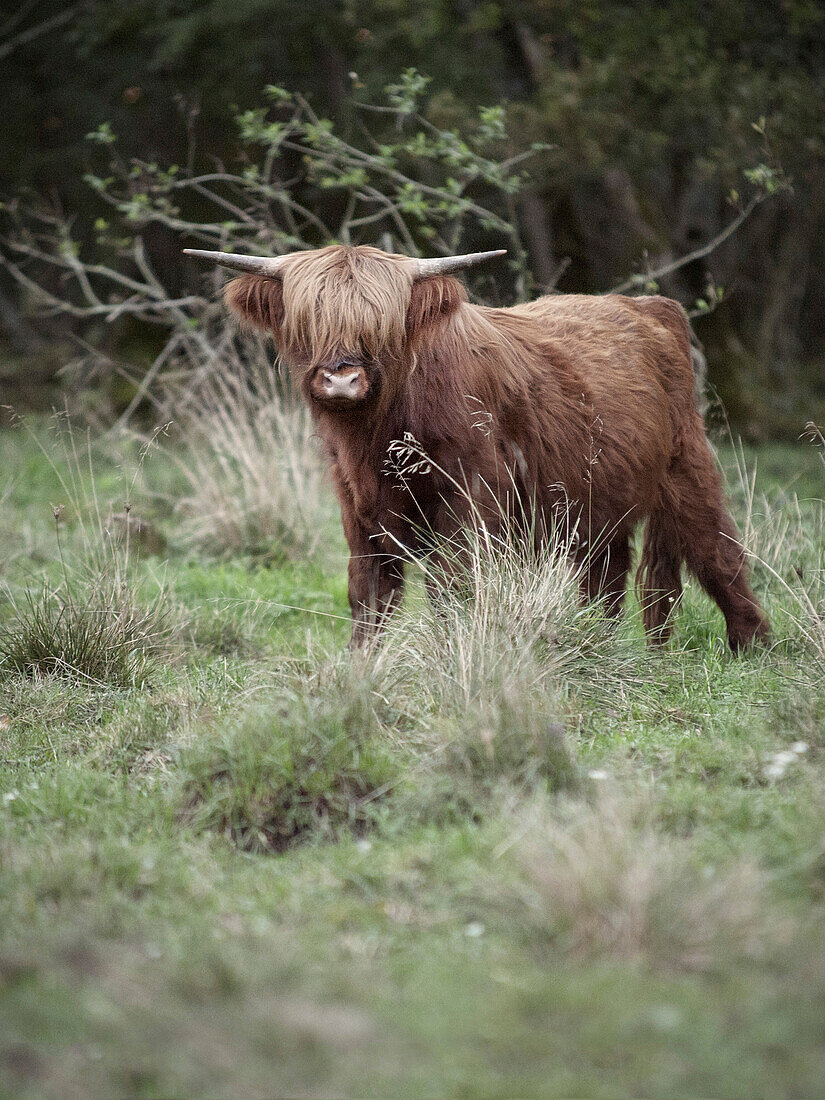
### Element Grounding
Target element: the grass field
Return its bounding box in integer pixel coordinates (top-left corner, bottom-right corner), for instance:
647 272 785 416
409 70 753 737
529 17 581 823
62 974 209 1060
1 414 824 1099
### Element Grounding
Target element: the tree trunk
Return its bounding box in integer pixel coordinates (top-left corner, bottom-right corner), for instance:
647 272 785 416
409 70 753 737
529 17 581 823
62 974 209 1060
0 285 46 354
518 190 557 291
755 198 812 384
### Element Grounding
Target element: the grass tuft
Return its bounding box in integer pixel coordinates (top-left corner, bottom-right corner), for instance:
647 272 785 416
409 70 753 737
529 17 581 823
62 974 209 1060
396 677 578 827
437 688 575 793
375 510 643 725
176 684 401 852
0 582 167 688
0 420 173 688
512 796 787 972
722 430 825 667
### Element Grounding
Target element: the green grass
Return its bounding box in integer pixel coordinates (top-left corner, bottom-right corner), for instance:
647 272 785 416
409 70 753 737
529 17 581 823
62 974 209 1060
1 420 824 1098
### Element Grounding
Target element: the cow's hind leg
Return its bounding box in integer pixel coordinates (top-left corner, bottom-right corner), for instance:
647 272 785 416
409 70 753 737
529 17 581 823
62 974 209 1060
582 532 631 618
659 446 769 652
637 510 683 644
682 507 769 652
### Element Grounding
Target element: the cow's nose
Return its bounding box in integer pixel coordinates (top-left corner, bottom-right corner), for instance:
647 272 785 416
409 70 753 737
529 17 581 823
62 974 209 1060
321 369 361 398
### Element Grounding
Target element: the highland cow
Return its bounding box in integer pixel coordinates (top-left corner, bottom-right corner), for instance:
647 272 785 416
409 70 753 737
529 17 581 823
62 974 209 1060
185 244 769 651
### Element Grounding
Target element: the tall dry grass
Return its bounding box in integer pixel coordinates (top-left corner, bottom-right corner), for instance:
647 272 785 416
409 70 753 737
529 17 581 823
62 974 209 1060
373 444 646 721
723 424 825 666
507 795 789 972
170 360 334 560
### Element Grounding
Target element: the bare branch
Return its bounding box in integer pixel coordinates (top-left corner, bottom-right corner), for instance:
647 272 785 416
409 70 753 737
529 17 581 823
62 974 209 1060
0 252 206 321
0 2 82 61
0 0 39 39
1 75 541 423
608 194 765 295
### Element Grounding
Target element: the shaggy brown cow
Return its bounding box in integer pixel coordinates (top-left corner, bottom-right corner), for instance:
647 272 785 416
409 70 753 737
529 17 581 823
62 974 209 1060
185 244 769 651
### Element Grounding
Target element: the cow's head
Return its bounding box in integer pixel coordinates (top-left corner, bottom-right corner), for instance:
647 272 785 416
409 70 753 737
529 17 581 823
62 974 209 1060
184 245 505 410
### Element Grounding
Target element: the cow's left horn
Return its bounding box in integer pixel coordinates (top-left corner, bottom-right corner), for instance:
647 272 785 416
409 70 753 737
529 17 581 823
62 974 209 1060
413 250 506 277
182 249 288 276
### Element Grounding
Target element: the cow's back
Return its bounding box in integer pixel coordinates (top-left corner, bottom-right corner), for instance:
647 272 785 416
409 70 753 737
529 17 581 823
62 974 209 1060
482 293 690 517
508 293 692 401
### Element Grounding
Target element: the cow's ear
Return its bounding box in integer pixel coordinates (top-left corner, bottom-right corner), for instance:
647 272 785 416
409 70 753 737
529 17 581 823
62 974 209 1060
224 275 284 335
405 275 467 340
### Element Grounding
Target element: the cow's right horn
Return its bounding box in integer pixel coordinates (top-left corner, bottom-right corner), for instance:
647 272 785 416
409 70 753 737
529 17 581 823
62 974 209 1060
413 250 507 277
182 249 288 276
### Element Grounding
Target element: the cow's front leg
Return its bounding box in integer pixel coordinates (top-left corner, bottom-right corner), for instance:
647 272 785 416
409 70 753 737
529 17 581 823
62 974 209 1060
347 543 405 648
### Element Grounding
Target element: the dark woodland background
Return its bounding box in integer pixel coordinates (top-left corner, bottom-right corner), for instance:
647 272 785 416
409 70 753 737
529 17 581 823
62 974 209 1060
2 0 824 438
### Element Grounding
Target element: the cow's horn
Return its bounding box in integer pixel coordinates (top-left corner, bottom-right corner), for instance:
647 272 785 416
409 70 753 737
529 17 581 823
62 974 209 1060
183 246 507 278
414 250 506 277
182 249 288 276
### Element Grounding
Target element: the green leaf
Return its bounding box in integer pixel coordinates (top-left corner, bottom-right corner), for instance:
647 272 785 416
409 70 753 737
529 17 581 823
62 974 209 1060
85 121 117 145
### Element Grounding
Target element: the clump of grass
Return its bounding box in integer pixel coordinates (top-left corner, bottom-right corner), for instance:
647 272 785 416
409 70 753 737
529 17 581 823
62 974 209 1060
0 423 173 688
511 797 785 972
172 363 333 559
398 677 578 826
724 426 825 666
271 645 579 831
376 496 641 718
0 581 167 688
356 455 645 821
437 686 574 792
186 600 266 657
176 680 401 852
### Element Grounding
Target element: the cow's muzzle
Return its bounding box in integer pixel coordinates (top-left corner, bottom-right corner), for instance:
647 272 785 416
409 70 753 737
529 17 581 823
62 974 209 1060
309 362 371 406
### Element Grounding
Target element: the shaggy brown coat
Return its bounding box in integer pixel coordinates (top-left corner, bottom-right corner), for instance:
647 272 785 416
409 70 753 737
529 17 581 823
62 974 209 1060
225 245 769 651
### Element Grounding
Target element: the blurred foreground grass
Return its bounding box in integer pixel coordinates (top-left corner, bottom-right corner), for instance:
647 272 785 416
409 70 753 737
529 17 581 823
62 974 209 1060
0 422 824 1098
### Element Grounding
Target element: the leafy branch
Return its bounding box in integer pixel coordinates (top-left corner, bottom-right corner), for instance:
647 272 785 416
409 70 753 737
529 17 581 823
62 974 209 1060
0 69 786 422
0 71 547 417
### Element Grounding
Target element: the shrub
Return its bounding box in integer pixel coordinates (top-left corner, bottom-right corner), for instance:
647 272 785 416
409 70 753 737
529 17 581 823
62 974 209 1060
0 72 541 428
